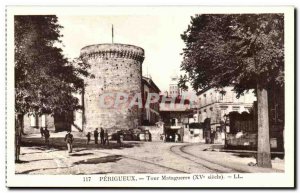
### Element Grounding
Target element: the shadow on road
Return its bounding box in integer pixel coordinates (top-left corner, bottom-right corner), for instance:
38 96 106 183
15 166 69 174
73 155 122 165
15 168 41 174
21 137 140 152
70 153 94 157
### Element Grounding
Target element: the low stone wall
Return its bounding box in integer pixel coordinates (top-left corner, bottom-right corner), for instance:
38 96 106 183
183 128 205 143
226 132 283 151
226 133 257 150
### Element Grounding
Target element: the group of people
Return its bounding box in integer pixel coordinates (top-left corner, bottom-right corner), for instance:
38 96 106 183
40 126 74 153
161 133 181 143
168 133 181 143
39 127 110 154
86 127 109 145
204 129 216 144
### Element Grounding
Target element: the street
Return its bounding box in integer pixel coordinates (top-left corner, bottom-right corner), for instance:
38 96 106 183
15 134 284 174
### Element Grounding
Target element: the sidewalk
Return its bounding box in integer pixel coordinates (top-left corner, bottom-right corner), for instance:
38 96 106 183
186 143 284 172
21 131 134 150
16 132 143 174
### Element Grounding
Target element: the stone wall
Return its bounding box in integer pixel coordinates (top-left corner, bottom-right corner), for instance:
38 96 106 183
80 43 144 132
226 133 257 150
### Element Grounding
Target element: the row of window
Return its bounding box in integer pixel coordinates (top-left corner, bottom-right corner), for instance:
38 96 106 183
29 115 47 127
170 90 179 95
198 107 214 114
199 92 248 106
170 85 178 89
198 105 241 115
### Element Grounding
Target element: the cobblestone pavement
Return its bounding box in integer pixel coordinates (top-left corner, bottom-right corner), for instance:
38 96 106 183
15 136 284 174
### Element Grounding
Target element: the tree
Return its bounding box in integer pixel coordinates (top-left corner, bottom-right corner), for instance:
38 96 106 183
180 14 284 168
14 15 91 161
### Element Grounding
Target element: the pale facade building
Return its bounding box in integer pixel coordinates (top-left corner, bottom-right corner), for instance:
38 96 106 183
169 75 181 97
197 86 257 131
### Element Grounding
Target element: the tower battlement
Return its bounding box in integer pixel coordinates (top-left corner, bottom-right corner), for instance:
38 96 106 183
80 43 144 62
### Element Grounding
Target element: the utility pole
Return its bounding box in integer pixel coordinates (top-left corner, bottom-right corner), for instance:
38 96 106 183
112 24 114 44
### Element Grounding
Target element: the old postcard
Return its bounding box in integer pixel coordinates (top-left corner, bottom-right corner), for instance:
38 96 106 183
6 6 295 188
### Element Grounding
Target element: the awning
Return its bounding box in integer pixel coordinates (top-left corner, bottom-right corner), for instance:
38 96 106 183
170 126 181 130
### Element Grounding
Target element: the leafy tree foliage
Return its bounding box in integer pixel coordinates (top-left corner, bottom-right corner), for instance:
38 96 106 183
15 15 91 116
180 14 284 95
180 14 284 168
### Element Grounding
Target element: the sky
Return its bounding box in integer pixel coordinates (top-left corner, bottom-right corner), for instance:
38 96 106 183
57 14 196 95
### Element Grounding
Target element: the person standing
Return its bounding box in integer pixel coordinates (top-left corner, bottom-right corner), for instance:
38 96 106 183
40 127 44 138
44 127 50 147
94 128 99 144
145 130 150 142
175 133 179 143
116 132 122 145
210 129 216 144
86 132 91 145
64 131 74 153
100 128 105 145
104 129 109 145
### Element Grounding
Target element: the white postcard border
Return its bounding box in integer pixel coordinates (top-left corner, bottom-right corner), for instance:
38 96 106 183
6 6 295 188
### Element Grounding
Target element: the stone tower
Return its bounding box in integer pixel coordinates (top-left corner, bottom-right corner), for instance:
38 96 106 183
80 43 145 132
169 74 181 97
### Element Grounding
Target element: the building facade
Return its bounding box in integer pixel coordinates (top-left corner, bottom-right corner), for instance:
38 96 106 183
169 75 181 97
197 86 256 132
142 76 160 125
23 114 55 133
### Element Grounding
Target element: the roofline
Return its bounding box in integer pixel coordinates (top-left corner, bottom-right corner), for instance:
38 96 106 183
142 76 161 92
197 85 235 95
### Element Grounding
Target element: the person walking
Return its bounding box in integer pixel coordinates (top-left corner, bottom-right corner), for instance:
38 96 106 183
94 128 99 144
64 131 74 153
104 129 109 145
100 128 105 145
86 132 91 145
44 127 50 147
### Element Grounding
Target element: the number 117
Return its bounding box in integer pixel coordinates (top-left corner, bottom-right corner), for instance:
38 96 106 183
83 177 91 182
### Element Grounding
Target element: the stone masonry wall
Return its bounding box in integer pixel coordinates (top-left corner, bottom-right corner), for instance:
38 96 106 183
80 44 144 133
